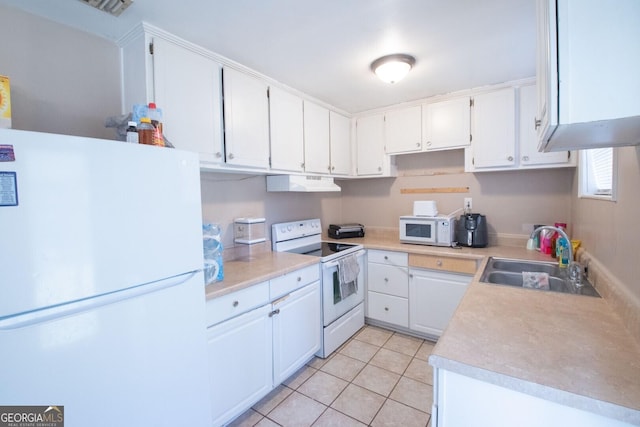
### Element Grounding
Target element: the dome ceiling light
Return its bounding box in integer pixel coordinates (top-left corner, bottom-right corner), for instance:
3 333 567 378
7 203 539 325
370 54 416 84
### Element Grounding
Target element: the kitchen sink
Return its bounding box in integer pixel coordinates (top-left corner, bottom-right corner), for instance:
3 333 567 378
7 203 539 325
480 257 600 297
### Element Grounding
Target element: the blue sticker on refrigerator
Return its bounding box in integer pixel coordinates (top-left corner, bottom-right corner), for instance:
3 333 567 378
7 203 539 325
0 171 18 206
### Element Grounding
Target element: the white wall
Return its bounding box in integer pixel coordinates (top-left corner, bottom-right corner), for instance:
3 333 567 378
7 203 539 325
340 149 574 236
200 172 342 250
572 146 640 304
0 4 121 139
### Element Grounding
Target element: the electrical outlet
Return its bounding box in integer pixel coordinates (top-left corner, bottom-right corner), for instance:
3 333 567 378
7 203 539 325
464 197 472 211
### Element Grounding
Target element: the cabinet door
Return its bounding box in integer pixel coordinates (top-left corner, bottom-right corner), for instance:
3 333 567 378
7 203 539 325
367 263 409 297
367 291 409 328
409 269 470 338
207 304 273 426
272 282 321 385
356 114 385 176
535 0 557 145
468 88 516 169
269 87 304 172
303 101 331 174
152 37 224 163
519 84 572 167
385 105 422 154
223 68 270 168
423 97 471 151
329 111 352 175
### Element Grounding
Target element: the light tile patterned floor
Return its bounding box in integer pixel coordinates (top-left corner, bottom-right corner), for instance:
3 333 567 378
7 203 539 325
227 326 435 427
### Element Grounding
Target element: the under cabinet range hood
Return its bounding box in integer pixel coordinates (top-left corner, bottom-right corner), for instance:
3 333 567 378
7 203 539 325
266 175 341 192
540 116 640 152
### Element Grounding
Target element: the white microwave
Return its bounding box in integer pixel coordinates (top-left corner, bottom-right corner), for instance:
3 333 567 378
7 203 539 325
399 213 458 246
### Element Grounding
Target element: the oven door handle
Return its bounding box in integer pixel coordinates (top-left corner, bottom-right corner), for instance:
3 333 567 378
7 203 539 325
324 250 365 269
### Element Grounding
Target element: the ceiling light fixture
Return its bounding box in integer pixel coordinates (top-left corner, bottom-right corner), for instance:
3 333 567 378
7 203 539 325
370 54 416 84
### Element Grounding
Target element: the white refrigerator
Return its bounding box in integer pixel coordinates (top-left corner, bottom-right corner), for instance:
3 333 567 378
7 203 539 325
0 129 211 426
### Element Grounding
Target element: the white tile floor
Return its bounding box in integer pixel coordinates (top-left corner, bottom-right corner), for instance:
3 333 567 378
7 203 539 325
227 325 435 427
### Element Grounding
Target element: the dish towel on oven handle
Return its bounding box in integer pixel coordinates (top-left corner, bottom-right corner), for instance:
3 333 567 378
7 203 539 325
338 253 360 299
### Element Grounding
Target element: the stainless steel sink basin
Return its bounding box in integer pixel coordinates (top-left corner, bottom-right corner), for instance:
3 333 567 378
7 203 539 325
480 257 600 297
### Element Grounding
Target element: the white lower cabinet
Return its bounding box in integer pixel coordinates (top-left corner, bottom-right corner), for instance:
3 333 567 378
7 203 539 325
366 250 409 328
207 303 273 426
272 282 322 385
366 250 475 339
433 369 633 427
206 267 321 426
409 268 471 338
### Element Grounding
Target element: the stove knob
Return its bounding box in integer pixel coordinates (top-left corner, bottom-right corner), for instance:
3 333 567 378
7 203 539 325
287 225 293 231
280 226 287 233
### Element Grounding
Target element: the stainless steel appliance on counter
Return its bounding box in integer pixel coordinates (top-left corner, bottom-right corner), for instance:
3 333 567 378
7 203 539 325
272 219 365 358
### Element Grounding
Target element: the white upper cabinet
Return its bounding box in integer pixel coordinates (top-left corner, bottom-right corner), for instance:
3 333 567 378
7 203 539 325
303 101 331 174
329 111 352 176
466 88 516 170
537 0 640 151
223 67 270 169
121 32 224 165
423 97 471 151
384 105 422 154
519 84 574 167
356 114 391 176
269 87 304 172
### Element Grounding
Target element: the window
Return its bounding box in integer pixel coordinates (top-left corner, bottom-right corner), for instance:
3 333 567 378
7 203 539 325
579 148 617 201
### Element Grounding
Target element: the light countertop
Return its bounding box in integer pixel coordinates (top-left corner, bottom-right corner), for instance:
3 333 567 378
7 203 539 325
204 251 319 300
206 233 640 424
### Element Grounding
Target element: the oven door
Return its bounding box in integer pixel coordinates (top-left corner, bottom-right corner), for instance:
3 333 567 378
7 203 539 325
399 217 437 244
321 249 365 327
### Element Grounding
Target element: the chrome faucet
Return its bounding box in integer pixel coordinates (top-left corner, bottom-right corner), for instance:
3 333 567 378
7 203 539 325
527 226 583 287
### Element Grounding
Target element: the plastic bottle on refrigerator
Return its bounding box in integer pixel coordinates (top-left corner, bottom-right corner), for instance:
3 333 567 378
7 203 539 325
138 117 155 146
147 102 164 146
125 121 138 143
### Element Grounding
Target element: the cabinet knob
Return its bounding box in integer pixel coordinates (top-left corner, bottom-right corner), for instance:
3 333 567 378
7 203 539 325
436 260 443 267
416 142 421 147
384 307 389 311
301 162 305 169
426 141 432 147
534 118 541 130
384 277 389 282
331 166 335 171
268 308 280 317
228 153 235 160
522 155 530 162
384 256 388 260
378 166 382 172
232 300 239 307
297 276 302 282
215 152 222 158
507 156 514 162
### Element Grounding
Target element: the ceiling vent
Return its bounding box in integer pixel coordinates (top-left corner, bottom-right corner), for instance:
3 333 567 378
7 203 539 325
77 0 133 17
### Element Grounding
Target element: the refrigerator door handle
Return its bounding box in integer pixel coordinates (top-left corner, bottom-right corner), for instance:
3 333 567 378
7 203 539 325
0 271 200 330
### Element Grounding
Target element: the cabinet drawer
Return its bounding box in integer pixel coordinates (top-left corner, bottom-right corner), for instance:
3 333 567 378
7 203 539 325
408 253 477 275
367 291 408 328
270 264 320 300
206 281 270 327
367 263 408 297
368 249 408 266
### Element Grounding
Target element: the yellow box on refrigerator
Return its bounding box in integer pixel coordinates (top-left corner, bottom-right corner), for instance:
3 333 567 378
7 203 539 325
0 75 11 129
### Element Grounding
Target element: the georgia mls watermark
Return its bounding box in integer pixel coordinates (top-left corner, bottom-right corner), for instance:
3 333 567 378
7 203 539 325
0 406 64 427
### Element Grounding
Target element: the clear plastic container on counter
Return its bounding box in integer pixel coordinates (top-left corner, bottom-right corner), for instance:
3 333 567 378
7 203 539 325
203 223 224 284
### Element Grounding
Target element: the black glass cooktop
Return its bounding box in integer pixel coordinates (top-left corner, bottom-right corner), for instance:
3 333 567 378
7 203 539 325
302 242 360 258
